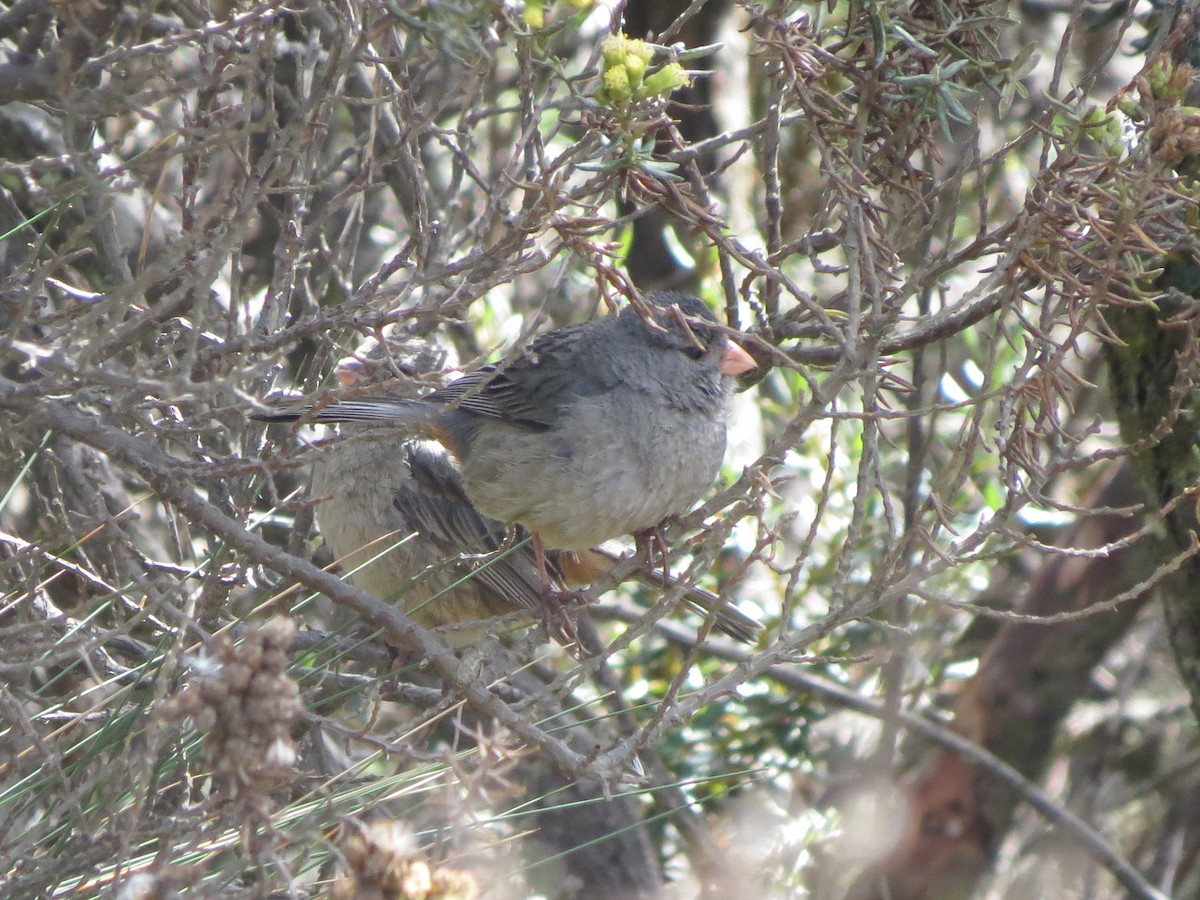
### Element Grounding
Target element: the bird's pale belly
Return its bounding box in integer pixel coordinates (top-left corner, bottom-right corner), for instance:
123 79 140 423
462 411 726 550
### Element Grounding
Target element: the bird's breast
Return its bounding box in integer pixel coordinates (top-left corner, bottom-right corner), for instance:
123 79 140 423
459 394 728 550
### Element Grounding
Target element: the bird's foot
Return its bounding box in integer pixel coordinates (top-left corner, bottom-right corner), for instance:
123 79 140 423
541 589 587 645
634 522 673 586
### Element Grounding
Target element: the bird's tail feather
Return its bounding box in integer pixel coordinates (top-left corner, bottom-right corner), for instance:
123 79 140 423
252 396 435 426
589 546 764 644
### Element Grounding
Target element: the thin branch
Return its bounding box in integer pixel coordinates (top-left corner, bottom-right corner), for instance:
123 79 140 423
0 385 597 780
643 615 1170 900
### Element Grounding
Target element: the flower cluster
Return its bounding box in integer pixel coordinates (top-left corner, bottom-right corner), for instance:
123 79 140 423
596 34 690 109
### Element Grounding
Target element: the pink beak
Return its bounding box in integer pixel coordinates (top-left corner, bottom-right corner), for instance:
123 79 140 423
719 340 757 376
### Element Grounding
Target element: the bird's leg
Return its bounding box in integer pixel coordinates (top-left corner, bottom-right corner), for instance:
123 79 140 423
533 532 581 644
634 521 672 586
533 531 553 595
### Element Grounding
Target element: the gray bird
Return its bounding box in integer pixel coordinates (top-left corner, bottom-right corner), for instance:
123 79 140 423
257 295 762 644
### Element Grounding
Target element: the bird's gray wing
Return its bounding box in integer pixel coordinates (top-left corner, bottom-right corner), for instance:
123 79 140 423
425 322 620 430
399 442 556 613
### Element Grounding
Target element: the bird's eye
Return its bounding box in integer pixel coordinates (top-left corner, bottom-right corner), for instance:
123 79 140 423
683 344 706 361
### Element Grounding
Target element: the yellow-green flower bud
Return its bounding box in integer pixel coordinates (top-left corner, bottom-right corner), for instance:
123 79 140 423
602 34 629 66
1080 106 1109 131
1116 94 1142 121
628 39 654 65
1147 57 1172 99
524 0 544 27
624 52 648 81
639 62 690 99
603 65 632 100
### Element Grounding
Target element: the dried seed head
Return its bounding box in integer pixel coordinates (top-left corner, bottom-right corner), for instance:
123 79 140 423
157 617 302 804
330 819 479 900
